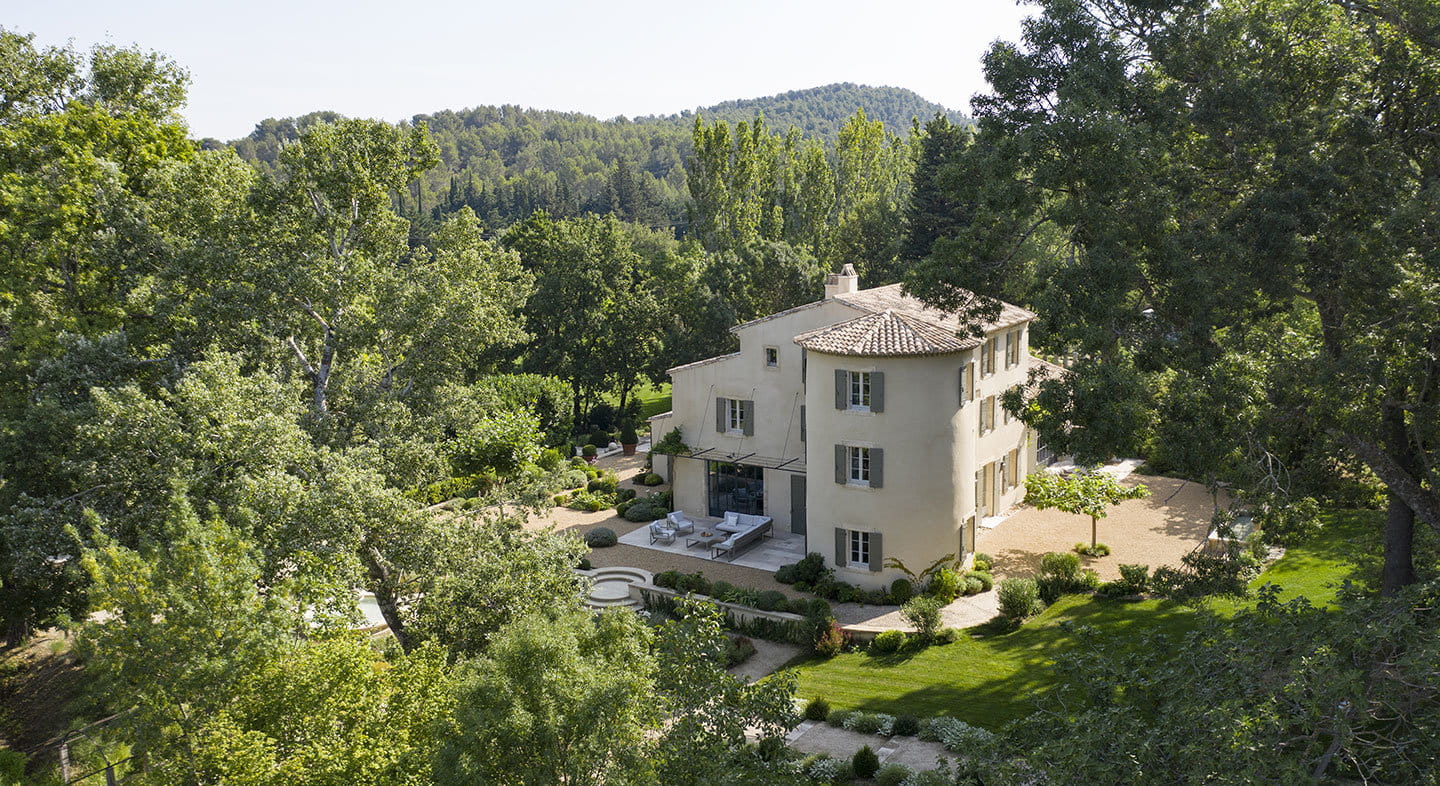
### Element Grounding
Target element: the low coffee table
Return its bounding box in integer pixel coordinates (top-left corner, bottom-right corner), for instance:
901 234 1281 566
687 530 726 549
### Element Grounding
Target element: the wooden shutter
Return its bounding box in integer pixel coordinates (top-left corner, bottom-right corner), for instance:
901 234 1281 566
800 405 806 442
870 448 884 488
742 400 755 436
834 444 846 484
958 367 966 406
869 532 883 571
715 397 727 433
966 363 975 402
1005 331 1014 368
802 349 808 386
834 369 846 409
835 528 848 567
871 372 885 413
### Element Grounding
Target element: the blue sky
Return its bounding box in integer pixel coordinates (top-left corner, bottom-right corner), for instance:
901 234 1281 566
7 0 1034 140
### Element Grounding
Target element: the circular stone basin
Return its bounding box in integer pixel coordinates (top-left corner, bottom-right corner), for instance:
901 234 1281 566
591 579 634 603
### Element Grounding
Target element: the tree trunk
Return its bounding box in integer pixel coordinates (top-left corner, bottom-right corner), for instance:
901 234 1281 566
4 617 30 649
362 546 411 651
313 327 335 415
1091 515 1098 549
1381 402 1417 596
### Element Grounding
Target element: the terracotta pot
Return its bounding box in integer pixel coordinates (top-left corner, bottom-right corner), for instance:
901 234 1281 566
622 443 638 456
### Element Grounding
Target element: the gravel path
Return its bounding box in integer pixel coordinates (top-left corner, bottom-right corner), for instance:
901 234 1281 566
977 473 1222 581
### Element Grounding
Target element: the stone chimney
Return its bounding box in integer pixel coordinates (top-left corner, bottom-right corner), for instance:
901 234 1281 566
824 263 860 299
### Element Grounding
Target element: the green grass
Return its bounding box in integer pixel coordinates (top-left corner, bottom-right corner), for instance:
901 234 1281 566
789 509 1383 728
633 382 672 420
601 382 672 422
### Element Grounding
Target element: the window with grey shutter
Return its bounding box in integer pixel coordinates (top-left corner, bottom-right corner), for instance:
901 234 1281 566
800 405 806 442
715 397 727 433
870 448 884 489
834 528 848 567
958 366 966 406
742 400 755 436
802 349 808 386
869 532 883 571
834 444 846 484
871 372 885 413
834 369 846 409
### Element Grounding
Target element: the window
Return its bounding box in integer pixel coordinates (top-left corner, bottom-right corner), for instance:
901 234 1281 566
1006 330 1021 368
849 530 871 568
964 363 975 403
835 370 884 412
764 346 779 368
728 398 745 433
848 446 870 484
980 396 996 434
981 338 997 377
849 371 871 409
998 454 1009 492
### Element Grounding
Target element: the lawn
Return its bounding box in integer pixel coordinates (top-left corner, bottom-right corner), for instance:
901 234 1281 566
789 510 1382 728
602 382 672 422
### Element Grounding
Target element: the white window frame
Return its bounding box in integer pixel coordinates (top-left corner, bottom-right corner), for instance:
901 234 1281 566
847 445 871 486
848 530 871 569
764 346 779 368
982 338 996 377
847 371 872 411
727 399 745 433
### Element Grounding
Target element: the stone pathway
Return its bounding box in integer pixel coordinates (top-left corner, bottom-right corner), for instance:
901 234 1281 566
785 721 952 771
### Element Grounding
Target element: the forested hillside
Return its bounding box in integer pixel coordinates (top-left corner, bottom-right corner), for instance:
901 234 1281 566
220 84 963 233
643 82 966 138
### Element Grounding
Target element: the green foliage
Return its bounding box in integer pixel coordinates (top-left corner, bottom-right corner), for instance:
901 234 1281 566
581 444 598 457
436 610 656 786
926 567 962 603
1074 542 1112 557
470 374 576 447
584 527 618 548
814 621 849 658
891 714 920 737
972 553 993 572
649 427 688 455
619 425 639 444
641 472 665 486
1041 551 1081 579
536 447 565 471
967 571 994 591
407 521 588 657
889 578 914 604
804 696 832 721
852 745 880 779
870 629 907 655
997 578 1044 620
901 596 944 641
1118 564 1150 594
449 409 543 477
1025 470 1152 548
875 763 913 786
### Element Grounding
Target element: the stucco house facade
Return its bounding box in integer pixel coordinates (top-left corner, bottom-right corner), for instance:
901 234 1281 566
648 265 1047 588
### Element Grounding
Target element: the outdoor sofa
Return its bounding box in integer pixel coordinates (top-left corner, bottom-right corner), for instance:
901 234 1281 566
711 512 772 560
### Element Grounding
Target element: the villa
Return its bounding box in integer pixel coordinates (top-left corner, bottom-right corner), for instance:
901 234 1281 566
649 265 1054 588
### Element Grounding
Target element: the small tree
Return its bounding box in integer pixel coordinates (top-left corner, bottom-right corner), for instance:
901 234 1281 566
1024 469 1151 549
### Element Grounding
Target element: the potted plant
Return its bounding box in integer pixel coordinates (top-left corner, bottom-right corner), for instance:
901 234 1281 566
582 444 598 464
619 424 639 456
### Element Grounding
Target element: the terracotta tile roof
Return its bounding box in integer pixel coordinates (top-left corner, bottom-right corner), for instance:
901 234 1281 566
794 310 980 357
834 283 1035 333
666 351 740 374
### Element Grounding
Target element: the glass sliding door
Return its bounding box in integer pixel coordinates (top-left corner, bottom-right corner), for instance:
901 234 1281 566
707 461 764 517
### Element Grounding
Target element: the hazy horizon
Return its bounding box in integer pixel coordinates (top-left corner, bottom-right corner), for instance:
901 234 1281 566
5 0 1033 140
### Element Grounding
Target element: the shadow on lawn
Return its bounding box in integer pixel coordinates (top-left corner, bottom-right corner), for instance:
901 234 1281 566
844 597 1216 728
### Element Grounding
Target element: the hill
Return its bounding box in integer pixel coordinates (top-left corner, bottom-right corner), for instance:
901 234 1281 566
653 83 968 138
221 84 964 233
